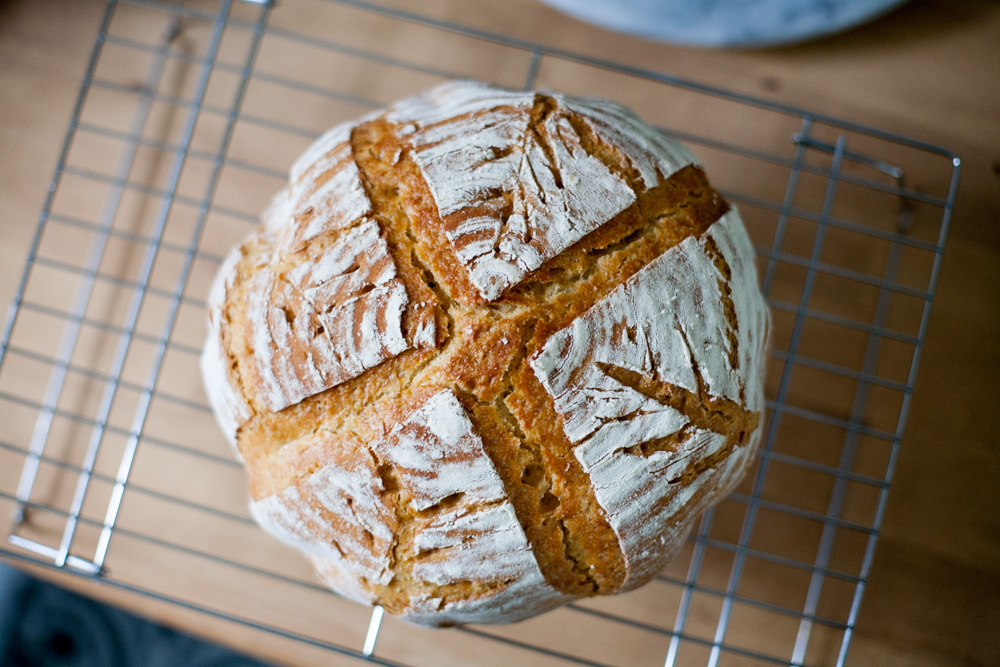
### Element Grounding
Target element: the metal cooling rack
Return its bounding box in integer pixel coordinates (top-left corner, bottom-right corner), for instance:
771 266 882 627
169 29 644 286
0 1 960 665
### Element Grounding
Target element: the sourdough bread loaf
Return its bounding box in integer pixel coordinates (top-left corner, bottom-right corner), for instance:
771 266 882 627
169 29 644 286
201 81 770 626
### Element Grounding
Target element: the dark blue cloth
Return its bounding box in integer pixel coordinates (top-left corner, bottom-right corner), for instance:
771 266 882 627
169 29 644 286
0 563 273 667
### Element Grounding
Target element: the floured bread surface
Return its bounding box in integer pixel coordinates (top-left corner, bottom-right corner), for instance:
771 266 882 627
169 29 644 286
202 81 769 626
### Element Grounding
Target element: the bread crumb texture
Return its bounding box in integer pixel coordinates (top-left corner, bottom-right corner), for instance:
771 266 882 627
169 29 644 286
201 81 770 625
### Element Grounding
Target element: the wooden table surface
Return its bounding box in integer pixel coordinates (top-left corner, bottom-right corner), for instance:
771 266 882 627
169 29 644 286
1 1 998 665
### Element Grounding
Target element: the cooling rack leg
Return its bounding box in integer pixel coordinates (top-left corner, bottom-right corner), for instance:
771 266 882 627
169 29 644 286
362 606 384 656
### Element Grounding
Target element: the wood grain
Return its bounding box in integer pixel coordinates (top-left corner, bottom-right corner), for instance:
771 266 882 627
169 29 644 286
1 0 998 665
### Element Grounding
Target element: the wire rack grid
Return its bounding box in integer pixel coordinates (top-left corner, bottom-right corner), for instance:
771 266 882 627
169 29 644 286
0 0 960 665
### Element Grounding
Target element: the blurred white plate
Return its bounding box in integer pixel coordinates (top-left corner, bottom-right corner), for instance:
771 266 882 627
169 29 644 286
538 0 910 48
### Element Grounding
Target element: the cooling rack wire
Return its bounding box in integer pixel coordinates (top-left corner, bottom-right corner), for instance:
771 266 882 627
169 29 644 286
0 0 960 665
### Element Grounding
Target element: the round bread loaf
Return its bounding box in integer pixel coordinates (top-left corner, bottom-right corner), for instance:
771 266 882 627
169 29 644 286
201 81 770 626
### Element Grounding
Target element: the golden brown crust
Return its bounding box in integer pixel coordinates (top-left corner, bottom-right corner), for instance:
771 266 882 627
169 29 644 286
207 84 767 622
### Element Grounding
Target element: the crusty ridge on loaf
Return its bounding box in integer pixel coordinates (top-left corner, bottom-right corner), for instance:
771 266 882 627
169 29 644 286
201 81 769 625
